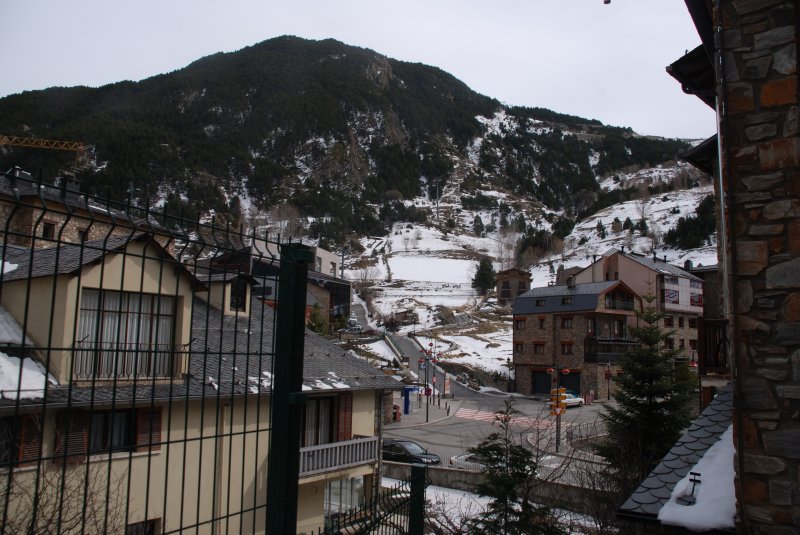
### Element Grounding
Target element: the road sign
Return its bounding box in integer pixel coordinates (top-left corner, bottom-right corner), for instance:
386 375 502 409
425 387 432 396
444 375 451 395
432 376 437 384
550 407 565 416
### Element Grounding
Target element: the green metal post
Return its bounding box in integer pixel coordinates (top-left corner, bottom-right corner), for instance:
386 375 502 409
408 464 426 535
266 243 313 534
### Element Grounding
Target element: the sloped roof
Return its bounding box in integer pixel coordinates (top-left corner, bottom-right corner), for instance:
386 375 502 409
618 382 733 523
599 249 702 281
512 281 618 315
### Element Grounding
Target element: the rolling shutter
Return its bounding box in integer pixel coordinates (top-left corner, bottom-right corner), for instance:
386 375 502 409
136 407 162 453
18 415 42 466
337 392 352 441
55 411 89 463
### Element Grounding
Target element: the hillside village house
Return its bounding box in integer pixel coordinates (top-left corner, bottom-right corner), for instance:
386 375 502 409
0 168 173 251
0 231 398 534
574 249 704 361
511 279 640 400
495 267 532 307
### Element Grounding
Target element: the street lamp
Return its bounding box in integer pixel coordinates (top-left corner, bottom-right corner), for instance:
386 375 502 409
605 361 612 401
506 357 514 392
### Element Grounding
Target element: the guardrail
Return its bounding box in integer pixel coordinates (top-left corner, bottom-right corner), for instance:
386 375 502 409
299 436 379 477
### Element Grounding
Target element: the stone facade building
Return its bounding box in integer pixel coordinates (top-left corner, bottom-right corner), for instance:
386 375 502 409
574 249 704 361
619 1 800 532
495 267 532 307
511 279 640 401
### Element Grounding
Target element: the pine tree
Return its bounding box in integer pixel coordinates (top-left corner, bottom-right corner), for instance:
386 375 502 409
466 400 563 535
472 257 496 296
596 220 607 239
308 303 328 334
594 296 695 500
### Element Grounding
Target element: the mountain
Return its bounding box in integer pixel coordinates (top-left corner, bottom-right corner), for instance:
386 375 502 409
0 35 693 248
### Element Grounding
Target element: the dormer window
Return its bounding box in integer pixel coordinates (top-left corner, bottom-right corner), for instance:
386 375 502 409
75 289 175 380
229 279 247 311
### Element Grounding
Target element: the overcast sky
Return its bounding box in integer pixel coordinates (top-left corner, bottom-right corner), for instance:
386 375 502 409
1 1 715 139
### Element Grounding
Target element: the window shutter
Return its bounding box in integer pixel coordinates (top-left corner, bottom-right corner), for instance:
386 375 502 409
136 408 162 453
18 415 42 466
55 411 88 463
337 393 352 441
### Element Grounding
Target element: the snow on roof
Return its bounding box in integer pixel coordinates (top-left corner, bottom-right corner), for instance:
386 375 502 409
0 352 57 400
0 306 32 346
657 425 736 531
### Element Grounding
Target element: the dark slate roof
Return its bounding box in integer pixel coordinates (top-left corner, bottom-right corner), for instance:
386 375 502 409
1 234 202 288
512 281 617 315
0 297 399 410
617 250 702 281
618 382 733 522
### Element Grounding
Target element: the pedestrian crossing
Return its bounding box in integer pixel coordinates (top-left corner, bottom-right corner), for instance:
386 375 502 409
454 408 561 430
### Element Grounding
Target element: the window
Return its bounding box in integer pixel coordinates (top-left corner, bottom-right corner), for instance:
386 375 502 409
324 477 365 529
302 397 334 447
691 280 703 289
126 519 158 535
535 298 545 307
663 289 679 304
55 408 161 461
89 410 134 453
664 276 679 285
0 415 40 468
561 343 573 355
533 344 545 355
77 228 88 243
664 338 675 349
229 279 247 311
663 316 674 327
691 293 703 306
76 289 175 379
517 281 527 290
688 317 698 329
561 297 572 305
514 319 526 330
502 281 511 289
41 222 56 239
679 339 686 349
538 318 545 329
613 319 623 336
689 339 698 350
315 257 322 272
561 317 573 329
678 317 685 328
588 319 596 335
514 343 523 355
330 262 337 276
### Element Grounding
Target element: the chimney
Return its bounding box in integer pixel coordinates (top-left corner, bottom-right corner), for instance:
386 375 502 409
684 259 694 270
621 245 625 254
653 251 657 261
663 255 667 262
592 255 597 262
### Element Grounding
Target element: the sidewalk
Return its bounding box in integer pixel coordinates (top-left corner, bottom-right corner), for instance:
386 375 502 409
384 391 463 429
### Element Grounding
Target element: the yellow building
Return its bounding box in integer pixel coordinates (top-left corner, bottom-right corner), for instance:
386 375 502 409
0 233 398 534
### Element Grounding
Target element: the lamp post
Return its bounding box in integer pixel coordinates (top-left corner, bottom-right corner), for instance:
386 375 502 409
506 357 514 392
605 361 612 401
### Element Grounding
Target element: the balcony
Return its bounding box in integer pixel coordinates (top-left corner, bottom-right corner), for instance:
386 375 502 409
74 341 177 380
698 318 730 376
584 336 639 363
299 436 379 477
604 298 635 311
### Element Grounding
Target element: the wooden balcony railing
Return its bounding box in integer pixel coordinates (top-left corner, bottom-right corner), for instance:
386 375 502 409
604 298 635 311
299 436 379 477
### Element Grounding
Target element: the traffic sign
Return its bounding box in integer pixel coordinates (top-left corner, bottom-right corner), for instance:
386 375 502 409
432 376 437 384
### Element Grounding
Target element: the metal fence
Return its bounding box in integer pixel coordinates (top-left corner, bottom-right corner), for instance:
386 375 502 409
0 170 422 535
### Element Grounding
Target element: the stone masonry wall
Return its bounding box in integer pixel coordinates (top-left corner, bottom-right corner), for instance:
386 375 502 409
718 1 799 531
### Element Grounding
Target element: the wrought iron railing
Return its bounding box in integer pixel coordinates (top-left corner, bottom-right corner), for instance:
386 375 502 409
299 436 379 477
584 336 639 362
73 341 176 380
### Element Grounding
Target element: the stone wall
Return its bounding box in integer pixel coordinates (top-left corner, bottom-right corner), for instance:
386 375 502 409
718 0 800 531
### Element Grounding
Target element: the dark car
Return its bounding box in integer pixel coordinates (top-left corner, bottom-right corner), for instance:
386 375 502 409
382 439 441 465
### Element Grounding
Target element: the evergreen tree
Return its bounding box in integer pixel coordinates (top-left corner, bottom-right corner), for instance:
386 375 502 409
473 215 485 235
472 257 496 296
466 400 564 535
622 217 633 231
308 303 328 335
594 296 695 501
596 220 607 239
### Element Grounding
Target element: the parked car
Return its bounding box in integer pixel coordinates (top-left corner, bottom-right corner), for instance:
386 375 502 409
448 453 487 471
563 393 584 407
382 439 441 465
